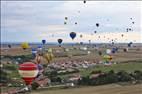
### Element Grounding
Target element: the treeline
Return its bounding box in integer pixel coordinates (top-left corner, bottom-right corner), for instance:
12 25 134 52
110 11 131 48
78 70 142 86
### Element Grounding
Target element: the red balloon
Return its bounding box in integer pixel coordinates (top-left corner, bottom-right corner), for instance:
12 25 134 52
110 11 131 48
19 62 39 85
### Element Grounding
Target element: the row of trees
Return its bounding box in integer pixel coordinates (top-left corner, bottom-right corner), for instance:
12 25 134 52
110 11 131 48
78 70 142 86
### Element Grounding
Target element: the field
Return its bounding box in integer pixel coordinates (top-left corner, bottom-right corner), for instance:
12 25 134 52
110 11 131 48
31 84 142 94
1 44 142 94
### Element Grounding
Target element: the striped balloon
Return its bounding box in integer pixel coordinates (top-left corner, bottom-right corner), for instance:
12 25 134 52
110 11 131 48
19 62 39 85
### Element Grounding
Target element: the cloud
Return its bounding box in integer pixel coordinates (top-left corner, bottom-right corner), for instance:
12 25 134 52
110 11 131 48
1 1 142 43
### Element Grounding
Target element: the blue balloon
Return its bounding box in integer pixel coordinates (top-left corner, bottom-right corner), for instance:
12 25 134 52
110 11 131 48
111 48 116 53
42 40 46 44
130 42 133 44
70 32 76 40
38 45 42 48
128 43 131 47
32 48 37 57
58 39 63 44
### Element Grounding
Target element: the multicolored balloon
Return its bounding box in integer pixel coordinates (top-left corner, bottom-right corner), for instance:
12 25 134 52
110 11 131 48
31 48 37 57
18 62 39 85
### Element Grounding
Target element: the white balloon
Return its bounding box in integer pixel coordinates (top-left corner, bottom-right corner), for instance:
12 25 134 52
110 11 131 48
87 51 91 54
106 49 111 54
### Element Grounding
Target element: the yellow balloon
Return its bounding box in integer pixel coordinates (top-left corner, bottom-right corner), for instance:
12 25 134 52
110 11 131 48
44 53 54 63
49 53 54 61
103 55 112 61
21 42 29 50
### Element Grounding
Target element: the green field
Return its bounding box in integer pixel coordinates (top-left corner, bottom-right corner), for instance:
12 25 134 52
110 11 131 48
31 84 142 94
80 62 142 76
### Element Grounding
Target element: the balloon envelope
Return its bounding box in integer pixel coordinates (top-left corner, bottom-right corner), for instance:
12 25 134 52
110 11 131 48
8 44 11 48
106 49 111 54
96 23 99 27
64 21 67 25
42 40 46 44
19 62 38 85
58 39 63 44
31 48 37 57
65 17 68 20
70 32 76 40
21 42 29 50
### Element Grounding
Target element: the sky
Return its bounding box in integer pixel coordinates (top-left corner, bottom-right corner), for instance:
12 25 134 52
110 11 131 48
1 1 142 43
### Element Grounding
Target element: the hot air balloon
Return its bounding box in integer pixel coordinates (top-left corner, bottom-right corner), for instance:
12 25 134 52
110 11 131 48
111 48 116 54
42 40 46 45
123 48 128 52
96 23 99 27
129 28 132 31
31 48 37 57
43 53 54 64
126 28 129 32
98 51 102 56
48 48 53 53
106 49 111 55
35 54 41 64
21 42 29 50
18 62 39 85
64 21 67 25
37 64 44 75
130 18 132 20
80 34 83 38
94 31 97 33
128 43 131 47
103 55 112 61
83 0 86 3
103 55 112 65
112 42 114 45
89 40 91 44
70 32 76 40
65 17 68 20
58 39 63 47
8 44 11 48
75 22 77 25
37 45 42 51
80 42 83 45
